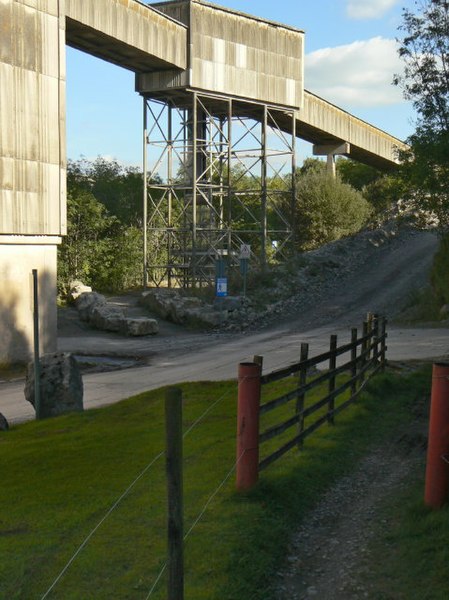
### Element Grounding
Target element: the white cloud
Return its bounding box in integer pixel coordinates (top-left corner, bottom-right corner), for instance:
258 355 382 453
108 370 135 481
305 37 405 108
346 0 399 20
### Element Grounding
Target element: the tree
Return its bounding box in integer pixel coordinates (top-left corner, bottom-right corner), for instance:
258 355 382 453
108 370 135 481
59 158 147 294
394 0 449 226
336 158 381 191
58 188 120 292
293 170 372 251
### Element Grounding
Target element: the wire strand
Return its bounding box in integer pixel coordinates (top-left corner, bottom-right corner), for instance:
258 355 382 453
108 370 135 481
145 562 167 600
184 450 245 541
183 385 234 438
41 449 164 600
145 451 245 599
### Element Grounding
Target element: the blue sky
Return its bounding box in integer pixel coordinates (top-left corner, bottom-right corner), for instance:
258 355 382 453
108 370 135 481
66 0 415 167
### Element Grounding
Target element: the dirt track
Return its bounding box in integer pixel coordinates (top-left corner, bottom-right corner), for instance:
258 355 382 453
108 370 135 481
2 226 447 426
56 227 439 360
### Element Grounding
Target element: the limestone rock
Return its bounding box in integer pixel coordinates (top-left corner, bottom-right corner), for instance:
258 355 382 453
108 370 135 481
185 308 224 327
123 317 159 336
75 292 107 322
0 413 9 431
90 304 125 332
140 290 203 324
440 304 449 317
213 296 243 312
24 353 83 418
68 280 92 302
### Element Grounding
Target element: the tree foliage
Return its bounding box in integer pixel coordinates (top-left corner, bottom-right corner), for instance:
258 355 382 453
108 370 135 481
336 158 381 191
394 0 449 226
294 170 372 251
58 159 144 294
59 156 374 294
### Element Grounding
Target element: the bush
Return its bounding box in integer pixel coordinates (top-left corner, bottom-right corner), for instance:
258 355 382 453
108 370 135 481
294 171 372 251
58 191 143 295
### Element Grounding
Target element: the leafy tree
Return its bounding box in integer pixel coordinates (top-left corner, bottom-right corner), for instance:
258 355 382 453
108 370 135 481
58 188 120 292
298 157 326 176
293 170 372 251
362 174 405 218
59 158 147 294
67 157 154 227
394 0 449 226
336 158 381 191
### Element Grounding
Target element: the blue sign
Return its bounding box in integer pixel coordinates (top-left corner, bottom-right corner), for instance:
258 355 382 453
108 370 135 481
216 277 228 297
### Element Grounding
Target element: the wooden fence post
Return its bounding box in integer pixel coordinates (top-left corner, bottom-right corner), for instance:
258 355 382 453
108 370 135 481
296 343 309 448
328 335 337 424
253 355 264 370
350 328 358 399
425 363 449 509
236 362 261 491
380 317 387 371
165 387 184 600
361 320 368 385
372 314 379 365
32 269 41 420
366 312 373 361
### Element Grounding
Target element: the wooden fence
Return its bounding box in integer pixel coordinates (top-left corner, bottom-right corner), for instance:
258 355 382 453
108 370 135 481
236 315 387 490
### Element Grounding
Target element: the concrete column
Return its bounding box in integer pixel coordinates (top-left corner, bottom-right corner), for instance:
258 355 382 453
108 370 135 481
313 142 350 178
0 0 66 363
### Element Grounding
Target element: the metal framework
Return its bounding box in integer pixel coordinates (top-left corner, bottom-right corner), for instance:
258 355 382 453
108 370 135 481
143 91 297 288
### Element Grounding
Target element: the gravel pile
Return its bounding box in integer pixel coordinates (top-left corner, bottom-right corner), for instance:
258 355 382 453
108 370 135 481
221 223 416 332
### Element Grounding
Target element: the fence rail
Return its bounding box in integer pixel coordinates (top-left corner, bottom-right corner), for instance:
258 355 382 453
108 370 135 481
236 314 387 490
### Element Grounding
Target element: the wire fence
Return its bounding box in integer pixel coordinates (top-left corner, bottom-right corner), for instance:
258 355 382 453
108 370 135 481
39 320 384 599
39 380 238 600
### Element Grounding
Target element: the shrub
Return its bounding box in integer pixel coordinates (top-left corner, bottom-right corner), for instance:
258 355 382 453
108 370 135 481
294 171 372 251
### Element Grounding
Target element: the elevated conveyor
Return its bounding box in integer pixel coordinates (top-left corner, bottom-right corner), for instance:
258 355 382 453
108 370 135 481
0 0 407 362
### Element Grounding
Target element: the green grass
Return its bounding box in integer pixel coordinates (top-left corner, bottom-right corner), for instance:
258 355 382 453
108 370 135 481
0 368 432 599
365 442 449 599
366 482 449 600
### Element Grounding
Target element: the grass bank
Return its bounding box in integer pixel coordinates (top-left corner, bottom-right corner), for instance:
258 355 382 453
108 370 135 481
0 368 433 599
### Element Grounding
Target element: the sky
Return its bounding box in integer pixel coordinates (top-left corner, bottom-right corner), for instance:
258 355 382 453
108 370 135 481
66 0 416 168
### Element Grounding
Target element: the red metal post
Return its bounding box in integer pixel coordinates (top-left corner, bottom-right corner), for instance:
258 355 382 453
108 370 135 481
425 362 449 509
236 362 261 491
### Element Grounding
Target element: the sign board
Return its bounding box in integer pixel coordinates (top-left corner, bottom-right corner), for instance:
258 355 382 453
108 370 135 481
239 244 251 260
216 277 228 297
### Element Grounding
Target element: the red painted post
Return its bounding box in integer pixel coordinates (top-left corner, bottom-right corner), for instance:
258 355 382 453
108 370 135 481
425 362 449 509
236 362 261 492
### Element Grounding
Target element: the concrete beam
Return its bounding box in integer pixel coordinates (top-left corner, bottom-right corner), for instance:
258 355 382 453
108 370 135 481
313 142 351 177
313 143 350 157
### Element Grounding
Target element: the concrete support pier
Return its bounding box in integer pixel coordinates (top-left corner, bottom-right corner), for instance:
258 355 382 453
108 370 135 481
0 0 66 363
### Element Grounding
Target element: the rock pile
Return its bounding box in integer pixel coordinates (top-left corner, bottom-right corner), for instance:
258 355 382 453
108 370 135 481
139 289 250 328
69 282 159 336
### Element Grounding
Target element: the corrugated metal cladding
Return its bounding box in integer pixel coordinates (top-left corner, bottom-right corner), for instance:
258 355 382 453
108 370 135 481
0 0 66 236
145 0 304 109
300 92 406 165
65 0 187 70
